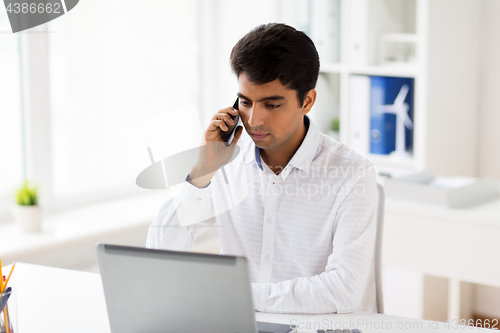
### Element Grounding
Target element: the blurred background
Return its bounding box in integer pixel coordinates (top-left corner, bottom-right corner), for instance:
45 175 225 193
1 0 499 326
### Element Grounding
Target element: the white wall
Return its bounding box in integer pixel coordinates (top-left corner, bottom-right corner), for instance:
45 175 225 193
428 0 500 318
478 0 500 181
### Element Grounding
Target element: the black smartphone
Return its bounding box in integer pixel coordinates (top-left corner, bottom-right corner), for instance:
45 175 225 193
223 98 240 145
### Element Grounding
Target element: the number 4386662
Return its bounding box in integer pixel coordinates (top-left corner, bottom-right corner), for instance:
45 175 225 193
5 2 61 14
444 318 499 329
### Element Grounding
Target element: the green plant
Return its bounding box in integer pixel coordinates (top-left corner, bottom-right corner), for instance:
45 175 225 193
330 118 340 132
15 181 39 206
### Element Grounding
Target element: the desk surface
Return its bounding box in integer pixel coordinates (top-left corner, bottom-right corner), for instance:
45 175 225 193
384 194 500 290
386 193 500 230
5 263 493 333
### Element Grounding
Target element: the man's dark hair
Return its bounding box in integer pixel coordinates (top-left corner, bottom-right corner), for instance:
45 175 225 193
230 23 320 107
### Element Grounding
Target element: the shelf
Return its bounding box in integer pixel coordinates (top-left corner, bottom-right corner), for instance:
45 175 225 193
320 62 418 78
348 65 418 78
382 33 418 44
314 0 479 177
319 63 347 73
366 153 416 169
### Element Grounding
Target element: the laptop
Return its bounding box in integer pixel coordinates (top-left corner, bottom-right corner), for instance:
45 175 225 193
96 244 294 333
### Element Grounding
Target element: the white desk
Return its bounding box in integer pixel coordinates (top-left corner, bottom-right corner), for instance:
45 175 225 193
383 194 500 320
384 195 500 287
5 263 493 332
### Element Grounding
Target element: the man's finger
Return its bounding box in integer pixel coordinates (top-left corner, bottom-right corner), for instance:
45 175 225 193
215 112 235 126
209 119 229 131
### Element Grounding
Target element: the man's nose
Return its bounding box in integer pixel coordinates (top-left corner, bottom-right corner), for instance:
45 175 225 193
247 105 265 127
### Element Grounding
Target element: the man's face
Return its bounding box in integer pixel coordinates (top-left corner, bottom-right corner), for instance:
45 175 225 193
237 72 310 153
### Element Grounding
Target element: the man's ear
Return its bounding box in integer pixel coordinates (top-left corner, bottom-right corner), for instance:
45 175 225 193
301 89 317 115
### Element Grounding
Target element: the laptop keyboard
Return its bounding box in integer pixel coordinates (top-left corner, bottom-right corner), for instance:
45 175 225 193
316 329 362 333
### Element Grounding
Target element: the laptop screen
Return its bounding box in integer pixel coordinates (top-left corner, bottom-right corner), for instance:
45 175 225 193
96 244 259 333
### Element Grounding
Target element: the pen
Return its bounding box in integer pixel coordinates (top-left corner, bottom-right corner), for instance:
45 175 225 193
0 259 3 292
2 291 8 333
0 260 10 333
0 287 11 313
3 264 15 291
4 305 10 333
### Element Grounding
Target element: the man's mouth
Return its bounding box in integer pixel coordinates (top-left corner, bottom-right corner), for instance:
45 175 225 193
250 132 269 140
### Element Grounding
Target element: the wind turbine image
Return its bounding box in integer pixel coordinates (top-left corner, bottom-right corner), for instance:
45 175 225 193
4 0 80 33
136 145 240 190
376 84 413 158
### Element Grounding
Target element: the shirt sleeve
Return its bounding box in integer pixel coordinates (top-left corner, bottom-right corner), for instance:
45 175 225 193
145 179 217 251
146 141 249 251
251 166 378 314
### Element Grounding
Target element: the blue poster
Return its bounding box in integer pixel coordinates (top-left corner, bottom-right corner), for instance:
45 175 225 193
369 76 414 155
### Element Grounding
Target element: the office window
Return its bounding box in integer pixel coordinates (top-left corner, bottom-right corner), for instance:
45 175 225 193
48 0 199 199
0 10 23 200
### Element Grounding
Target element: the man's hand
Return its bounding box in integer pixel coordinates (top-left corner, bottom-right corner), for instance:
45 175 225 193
188 106 243 188
206 106 241 143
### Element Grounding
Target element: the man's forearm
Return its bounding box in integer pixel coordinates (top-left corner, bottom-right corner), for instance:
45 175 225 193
187 165 216 188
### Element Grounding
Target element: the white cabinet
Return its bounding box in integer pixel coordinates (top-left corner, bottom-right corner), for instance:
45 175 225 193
308 0 481 177
383 193 500 321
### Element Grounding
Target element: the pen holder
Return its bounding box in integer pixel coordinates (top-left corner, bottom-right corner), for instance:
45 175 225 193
0 288 16 333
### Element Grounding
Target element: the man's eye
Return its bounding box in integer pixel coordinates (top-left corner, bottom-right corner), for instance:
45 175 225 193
240 101 251 107
267 104 280 109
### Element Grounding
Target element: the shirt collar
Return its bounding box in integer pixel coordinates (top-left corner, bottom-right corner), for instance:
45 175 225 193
244 115 321 176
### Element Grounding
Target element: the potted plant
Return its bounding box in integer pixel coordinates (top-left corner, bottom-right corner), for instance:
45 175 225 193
13 181 42 233
327 117 340 141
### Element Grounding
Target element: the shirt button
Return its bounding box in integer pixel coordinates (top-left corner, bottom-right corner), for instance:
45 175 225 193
267 217 272 224
265 254 270 260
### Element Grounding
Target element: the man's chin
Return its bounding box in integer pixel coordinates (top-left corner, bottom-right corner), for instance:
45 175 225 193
252 138 271 150
253 141 267 149
250 135 268 145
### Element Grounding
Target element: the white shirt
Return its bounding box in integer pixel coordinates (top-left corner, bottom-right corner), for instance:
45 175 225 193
146 116 379 314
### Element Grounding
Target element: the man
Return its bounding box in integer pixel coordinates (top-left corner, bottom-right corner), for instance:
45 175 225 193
147 23 378 314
